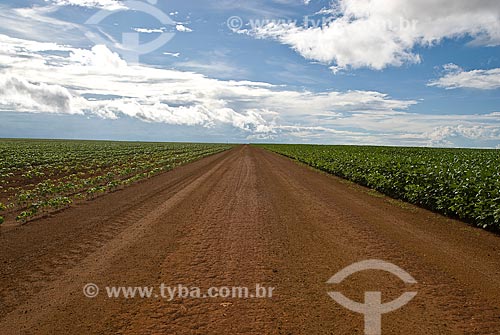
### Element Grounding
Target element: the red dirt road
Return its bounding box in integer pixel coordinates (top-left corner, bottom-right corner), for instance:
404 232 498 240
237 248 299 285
1 145 500 334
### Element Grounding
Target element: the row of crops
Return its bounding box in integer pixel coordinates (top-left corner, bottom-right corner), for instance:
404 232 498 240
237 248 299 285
259 144 500 231
0 139 232 224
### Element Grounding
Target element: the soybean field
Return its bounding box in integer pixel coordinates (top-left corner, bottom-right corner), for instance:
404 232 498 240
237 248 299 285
259 144 500 231
0 139 231 224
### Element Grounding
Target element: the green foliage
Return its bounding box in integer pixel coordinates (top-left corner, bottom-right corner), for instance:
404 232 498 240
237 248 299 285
0 139 232 224
0 216 4 225
259 144 500 231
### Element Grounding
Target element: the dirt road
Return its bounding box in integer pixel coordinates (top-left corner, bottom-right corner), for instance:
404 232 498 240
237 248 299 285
1 145 500 334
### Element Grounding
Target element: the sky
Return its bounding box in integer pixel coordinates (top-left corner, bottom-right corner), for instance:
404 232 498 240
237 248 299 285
0 0 499 147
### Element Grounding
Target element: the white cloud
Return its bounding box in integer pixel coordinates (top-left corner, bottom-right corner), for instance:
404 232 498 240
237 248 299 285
0 76 79 114
244 0 500 70
174 60 247 78
163 52 181 58
175 24 193 33
133 28 166 34
174 49 248 78
50 0 127 10
69 45 127 68
0 5 84 45
0 34 414 135
429 64 500 90
425 125 500 147
1 33 499 147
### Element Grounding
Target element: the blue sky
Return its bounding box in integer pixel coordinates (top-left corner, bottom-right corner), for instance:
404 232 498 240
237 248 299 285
0 0 499 147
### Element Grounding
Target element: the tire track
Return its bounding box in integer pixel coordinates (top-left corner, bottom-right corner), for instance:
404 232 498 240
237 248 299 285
0 149 235 332
1 146 500 334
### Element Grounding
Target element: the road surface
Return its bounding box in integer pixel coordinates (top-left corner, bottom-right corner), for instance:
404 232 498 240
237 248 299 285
1 145 500 334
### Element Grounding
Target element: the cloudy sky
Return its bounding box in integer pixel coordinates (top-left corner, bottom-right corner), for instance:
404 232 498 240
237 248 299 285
0 0 499 147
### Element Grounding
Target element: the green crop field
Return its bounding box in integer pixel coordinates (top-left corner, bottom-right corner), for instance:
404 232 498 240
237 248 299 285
0 139 231 224
259 144 500 231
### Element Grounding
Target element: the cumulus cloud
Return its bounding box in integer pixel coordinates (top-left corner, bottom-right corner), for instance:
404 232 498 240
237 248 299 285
244 0 500 70
426 125 500 147
1 33 499 147
0 76 78 114
0 34 415 135
69 45 127 68
429 64 500 90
